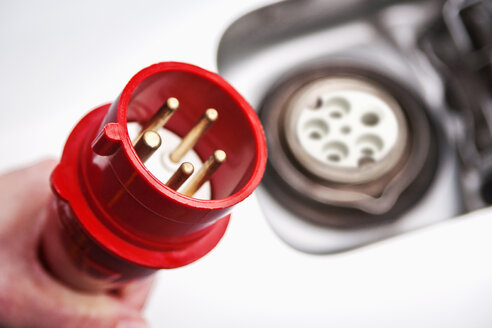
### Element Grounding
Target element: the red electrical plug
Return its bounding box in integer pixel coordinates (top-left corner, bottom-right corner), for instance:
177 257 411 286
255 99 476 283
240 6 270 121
41 62 267 291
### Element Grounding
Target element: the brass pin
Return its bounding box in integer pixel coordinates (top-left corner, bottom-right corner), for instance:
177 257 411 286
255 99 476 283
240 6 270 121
134 130 162 163
133 97 179 145
109 131 161 207
169 108 218 163
166 162 194 190
182 150 226 197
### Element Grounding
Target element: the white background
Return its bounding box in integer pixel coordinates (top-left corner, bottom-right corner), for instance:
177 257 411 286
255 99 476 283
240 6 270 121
1 1 492 327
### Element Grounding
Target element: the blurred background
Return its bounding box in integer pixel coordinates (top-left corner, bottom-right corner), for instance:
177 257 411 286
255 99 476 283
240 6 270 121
1 1 492 327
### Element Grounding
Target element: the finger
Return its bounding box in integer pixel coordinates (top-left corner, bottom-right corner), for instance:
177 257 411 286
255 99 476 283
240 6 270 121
0 158 56 195
0 159 56 235
9 251 150 328
115 276 155 310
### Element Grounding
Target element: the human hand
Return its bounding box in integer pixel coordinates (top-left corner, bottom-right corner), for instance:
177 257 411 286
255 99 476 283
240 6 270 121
0 160 152 328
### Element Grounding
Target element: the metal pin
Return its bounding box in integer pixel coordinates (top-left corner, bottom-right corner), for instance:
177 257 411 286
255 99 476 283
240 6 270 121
182 150 226 197
169 108 218 163
109 131 161 207
166 162 194 190
134 130 162 163
133 97 179 145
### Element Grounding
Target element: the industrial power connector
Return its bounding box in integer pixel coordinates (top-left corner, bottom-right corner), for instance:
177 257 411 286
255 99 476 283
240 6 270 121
41 62 267 291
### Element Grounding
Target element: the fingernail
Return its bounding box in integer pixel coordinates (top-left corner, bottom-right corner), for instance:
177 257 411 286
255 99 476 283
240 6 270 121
116 320 148 328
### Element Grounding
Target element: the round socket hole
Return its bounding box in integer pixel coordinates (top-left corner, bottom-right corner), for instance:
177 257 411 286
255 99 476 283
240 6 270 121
361 112 380 126
328 154 341 162
323 141 349 164
311 97 323 109
303 119 329 140
357 134 384 151
361 148 373 156
325 97 350 119
358 156 375 167
341 126 351 134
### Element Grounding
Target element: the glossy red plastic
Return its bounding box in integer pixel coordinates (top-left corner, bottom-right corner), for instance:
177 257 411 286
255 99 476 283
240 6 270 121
41 62 267 291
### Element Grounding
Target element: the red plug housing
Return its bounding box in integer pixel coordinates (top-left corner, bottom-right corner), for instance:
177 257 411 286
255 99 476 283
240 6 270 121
41 62 267 291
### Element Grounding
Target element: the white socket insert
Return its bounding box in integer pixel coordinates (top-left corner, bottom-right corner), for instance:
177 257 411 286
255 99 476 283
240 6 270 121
284 76 408 184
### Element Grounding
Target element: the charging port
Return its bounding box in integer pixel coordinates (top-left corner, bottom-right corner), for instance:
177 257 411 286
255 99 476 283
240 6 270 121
260 65 439 227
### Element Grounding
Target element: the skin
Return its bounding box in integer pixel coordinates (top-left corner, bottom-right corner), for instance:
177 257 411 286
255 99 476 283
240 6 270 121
0 160 152 328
